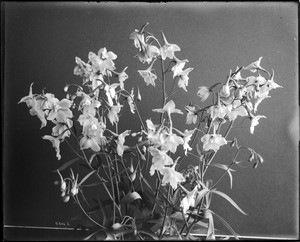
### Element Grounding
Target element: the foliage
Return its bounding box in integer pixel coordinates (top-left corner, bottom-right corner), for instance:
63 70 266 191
19 22 282 240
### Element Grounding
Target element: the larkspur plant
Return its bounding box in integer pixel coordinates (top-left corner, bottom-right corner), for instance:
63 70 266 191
19 23 282 240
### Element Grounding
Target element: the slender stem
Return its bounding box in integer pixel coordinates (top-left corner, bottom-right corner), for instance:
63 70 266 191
105 156 116 223
210 162 235 190
151 171 162 213
160 58 167 124
64 139 84 159
203 120 234 176
74 195 106 229
159 185 171 239
120 90 146 131
209 145 247 190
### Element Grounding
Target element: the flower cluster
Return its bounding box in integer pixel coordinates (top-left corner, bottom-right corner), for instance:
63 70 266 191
19 23 281 240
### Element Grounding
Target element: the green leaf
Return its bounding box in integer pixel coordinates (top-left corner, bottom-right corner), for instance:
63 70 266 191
194 188 209 207
121 191 142 204
54 157 81 172
170 188 180 205
209 209 240 239
204 209 215 240
78 170 96 186
210 163 235 189
97 197 107 227
211 190 247 215
89 153 98 165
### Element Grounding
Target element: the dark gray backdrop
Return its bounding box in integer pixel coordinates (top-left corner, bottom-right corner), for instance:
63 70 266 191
3 2 298 238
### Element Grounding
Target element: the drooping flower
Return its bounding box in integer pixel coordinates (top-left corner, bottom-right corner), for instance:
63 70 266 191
201 133 227 152
107 103 123 125
43 135 62 160
148 146 173 176
250 114 266 134
197 86 210 102
117 67 129 90
171 56 189 78
182 129 195 155
138 61 157 87
160 31 181 60
116 130 131 157
130 22 149 51
185 105 198 124
127 88 136 114
207 104 232 121
105 83 120 107
160 158 185 190
177 67 193 92
136 42 160 64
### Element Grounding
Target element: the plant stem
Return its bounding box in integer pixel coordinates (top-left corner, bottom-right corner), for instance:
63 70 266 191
160 58 167 124
74 195 106 229
203 120 234 176
159 185 171 239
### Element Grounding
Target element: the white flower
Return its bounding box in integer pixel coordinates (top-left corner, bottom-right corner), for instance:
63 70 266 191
177 67 193 92
185 105 198 124
148 147 173 176
244 56 264 73
43 135 62 160
171 56 189 78
153 100 183 116
160 159 185 190
197 86 210 102
250 115 266 134
201 134 227 152
107 103 123 125
207 104 232 121
180 186 198 214
182 129 195 155
117 130 131 156
160 31 181 60
138 61 157 87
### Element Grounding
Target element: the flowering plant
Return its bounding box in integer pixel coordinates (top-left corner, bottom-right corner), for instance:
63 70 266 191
19 23 282 240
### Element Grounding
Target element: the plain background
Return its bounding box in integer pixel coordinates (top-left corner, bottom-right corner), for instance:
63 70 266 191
3 2 299 239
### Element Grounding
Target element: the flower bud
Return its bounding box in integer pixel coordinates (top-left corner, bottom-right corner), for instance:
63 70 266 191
63 195 70 203
112 223 123 230
257 153 264 163
64 85 69 92
61 180 67 192
130 172 136 182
